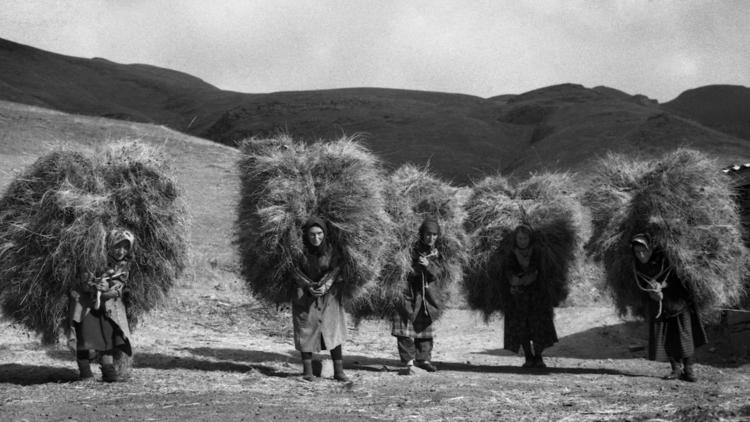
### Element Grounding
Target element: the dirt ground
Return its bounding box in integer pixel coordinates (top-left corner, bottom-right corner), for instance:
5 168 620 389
1 284 748 422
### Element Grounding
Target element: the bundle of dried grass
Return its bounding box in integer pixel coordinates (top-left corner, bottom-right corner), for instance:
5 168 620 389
349 164 469 320
463 173 582 320
586 149 749 317
237 135 391 304
0 142 188 344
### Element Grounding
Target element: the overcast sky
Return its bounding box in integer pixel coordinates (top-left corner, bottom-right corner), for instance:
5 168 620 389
2 0 748 102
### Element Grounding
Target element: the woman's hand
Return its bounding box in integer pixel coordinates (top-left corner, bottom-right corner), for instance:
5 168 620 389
95 278 110 292
648 291 663 302
418 256 429 267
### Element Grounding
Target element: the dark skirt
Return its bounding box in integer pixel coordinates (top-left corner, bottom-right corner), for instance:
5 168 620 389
648 309 707 361
503 288 558 353
75 308 129 354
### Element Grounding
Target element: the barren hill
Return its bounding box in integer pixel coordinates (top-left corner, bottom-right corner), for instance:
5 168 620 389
2 37 749 182
663 84 750 142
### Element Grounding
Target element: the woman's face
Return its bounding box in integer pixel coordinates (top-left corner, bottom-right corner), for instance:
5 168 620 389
111 240 130 261
307 226 325 247
633 244 652 264
421 231 438 247
515 230 531 249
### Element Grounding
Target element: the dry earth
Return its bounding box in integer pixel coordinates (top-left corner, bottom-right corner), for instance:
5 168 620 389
1 101 748 421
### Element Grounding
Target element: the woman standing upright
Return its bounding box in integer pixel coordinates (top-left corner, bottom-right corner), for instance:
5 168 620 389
631 233 707 382
291 217 349 382
502 224 558 368
392 217 445 374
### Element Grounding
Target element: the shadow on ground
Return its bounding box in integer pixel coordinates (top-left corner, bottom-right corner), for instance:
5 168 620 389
0 364 78 385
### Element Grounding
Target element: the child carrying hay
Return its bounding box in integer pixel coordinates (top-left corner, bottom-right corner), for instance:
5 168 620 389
0 142 188 382
463 173 582 368
69 229 135 382
585 149 749 382
236 135 390 381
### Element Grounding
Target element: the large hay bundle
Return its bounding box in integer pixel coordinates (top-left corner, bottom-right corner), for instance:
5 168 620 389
0 142 188 344
463 173 582 320
348 164 469 321
585 149 749 318
237 135 391 304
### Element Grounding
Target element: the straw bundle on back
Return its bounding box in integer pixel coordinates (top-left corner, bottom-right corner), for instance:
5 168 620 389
349 164 469 320
0 142 188 344
586 149 749 318
237 135 391 305
463 173 582 320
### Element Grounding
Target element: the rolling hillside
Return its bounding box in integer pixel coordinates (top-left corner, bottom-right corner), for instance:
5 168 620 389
2 37 749 182
663 85 750 142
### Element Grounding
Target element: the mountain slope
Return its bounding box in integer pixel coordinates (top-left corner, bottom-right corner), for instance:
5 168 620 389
663 85 750 141
2 37 749 182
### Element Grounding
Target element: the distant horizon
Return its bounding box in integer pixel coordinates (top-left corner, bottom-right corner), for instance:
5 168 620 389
2 1 749 103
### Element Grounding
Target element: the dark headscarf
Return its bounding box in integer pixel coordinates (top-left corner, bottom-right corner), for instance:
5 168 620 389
419 217 441 236
302 216 330 255
513 224 534 249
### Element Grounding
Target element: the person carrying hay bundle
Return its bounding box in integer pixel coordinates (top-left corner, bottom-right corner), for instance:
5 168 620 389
630 233 707 382
501 223 559 368
0 142 188 383
292 217 349 382
69 228 135 382
236 135 391 382
586 149 749 382
391 217 446 374
463 173 581 369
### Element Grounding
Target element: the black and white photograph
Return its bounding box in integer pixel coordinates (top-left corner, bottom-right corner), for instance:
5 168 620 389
1 1 749 421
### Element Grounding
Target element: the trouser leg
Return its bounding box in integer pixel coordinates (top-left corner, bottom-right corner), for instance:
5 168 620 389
76 350 93 379
396 336 416 364
300 351 314 381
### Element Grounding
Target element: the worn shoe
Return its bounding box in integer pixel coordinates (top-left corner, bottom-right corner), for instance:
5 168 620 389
301 359 315 382
100 364 119 383
76 359 93 380
414 361 437 372
533 356 547 369
662 360 682 380
333 360 350 382
681 365 697 382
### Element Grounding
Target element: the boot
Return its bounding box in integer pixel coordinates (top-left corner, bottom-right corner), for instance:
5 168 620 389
533 355 547 369
76 359 93 380
662 360 682 380
414 360 437 372
333 360 350 382
301 359 314 382
101 364 118 383
681 363 697 382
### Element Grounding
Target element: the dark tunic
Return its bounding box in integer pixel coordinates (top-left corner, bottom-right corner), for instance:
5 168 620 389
392 243 446 339
69 260 132 355
291 247 347 353
636 254 708 361
503 247 558 353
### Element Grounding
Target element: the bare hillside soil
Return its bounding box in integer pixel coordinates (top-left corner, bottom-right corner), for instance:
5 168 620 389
1 102 748 421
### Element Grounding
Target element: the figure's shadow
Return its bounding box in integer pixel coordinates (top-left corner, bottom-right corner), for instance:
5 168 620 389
475 320 746 368
0 363 78 385
172 347 299 377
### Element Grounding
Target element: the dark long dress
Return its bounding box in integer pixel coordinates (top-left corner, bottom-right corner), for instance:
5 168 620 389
503 247 558 353
635 253 707 361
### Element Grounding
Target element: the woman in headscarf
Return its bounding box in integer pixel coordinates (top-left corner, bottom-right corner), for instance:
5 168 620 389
502 224 558 368
392 217 445 375
631 233 707 382
68 228 134 382
291 217 349 382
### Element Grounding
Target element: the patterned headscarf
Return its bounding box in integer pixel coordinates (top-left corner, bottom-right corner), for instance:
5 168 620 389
108 228 135 252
